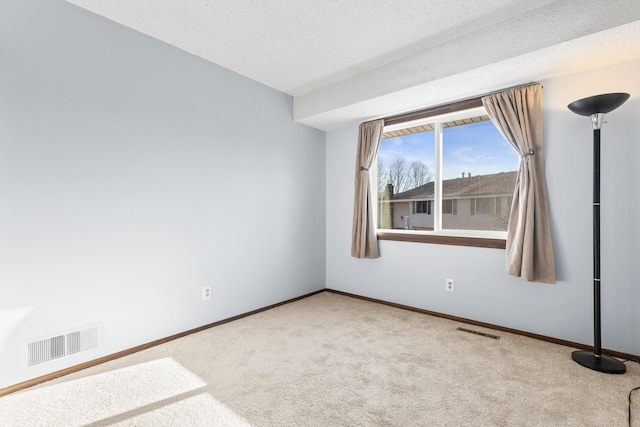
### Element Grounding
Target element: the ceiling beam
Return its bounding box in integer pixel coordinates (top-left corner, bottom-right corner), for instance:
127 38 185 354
294 1 640 131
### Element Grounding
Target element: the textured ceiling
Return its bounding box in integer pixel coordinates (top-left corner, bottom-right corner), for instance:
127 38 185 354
65 0 640 130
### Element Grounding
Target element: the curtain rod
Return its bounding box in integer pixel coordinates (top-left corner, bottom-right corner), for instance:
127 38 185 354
384 82 540 126
477 81 540 98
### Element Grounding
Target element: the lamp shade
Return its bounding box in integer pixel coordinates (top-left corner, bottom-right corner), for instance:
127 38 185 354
567 93 630 116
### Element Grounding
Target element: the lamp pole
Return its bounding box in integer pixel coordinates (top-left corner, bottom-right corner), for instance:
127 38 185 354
567 92 629 375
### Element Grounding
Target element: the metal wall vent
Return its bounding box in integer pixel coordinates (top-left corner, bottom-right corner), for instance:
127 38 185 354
27 324 101 367
457 327 500 340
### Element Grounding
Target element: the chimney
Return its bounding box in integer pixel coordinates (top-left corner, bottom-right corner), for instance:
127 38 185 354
384 182 394 198
461 172 464 178
382 182 394 229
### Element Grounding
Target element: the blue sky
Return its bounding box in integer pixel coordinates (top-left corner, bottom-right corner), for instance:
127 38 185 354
379 120 519 180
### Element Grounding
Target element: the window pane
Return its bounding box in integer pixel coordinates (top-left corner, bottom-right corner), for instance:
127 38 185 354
377 128 435 230
443 200 453 214
377 107 519 235
442 119 518 231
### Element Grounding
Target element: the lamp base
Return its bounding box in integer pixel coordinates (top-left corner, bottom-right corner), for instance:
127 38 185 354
571 350 626 374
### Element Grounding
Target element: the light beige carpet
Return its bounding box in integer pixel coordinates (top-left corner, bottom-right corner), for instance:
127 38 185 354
2 291 639 426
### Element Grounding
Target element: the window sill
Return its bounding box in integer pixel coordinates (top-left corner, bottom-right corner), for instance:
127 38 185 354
377 230 506 249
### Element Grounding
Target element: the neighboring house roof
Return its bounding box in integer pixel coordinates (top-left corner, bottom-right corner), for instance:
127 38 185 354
391 171 517 201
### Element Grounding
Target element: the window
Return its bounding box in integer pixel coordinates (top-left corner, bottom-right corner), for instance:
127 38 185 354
376 102 518 246
412 200 431 214
469 197 510 216
442 199 457 215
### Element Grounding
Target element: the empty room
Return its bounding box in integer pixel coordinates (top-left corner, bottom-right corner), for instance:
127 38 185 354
1 0 640 425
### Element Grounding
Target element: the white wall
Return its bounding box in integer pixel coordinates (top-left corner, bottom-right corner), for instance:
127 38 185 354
0 0 325 388
327 59 640 356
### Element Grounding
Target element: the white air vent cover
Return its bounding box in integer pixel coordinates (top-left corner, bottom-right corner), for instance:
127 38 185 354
27 324 101 367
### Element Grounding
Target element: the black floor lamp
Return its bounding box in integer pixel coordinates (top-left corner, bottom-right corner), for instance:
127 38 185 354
567 92 629 374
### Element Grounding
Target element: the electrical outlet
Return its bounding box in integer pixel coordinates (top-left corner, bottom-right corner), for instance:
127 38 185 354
202 286 212 301
446 279 455 293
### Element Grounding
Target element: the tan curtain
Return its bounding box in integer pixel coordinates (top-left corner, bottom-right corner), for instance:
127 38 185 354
482 84 556 284
351 119 385 258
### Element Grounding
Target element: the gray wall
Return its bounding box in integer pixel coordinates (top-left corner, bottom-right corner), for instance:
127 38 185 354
0 0 325 387
2 0 638 392
327 59 640 356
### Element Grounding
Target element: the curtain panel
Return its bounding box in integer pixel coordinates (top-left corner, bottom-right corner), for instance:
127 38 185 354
482 84 556 284
351 119 385 258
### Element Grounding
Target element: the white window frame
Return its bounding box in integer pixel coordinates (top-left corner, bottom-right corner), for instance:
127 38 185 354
378 106 511 240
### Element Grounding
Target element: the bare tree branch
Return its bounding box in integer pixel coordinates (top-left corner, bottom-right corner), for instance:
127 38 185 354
388 156 409 193
408 161 433 189
377 159 387 197
381 155 432 193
